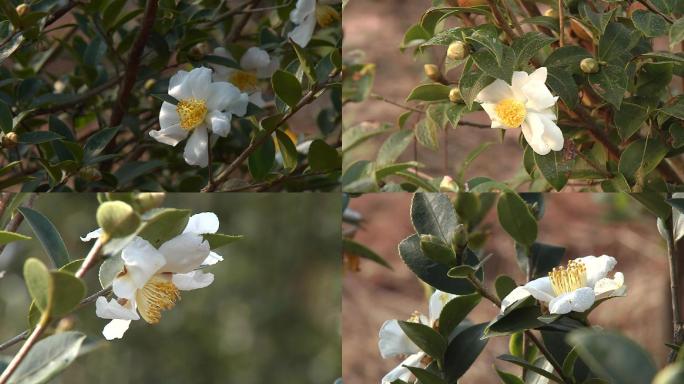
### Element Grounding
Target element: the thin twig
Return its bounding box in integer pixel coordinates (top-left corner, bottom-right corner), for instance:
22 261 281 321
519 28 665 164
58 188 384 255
558 0 565 47
0 194 36 256
370 93 425 113
75 237 104 278
636 0 675 24
485 0 518 41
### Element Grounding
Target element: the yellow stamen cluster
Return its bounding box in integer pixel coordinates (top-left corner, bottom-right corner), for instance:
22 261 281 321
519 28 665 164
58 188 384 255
229 70 258 91
549 260 587 296
407 311 422 324
495 98 527 128
176 98 207 131
136 275 181 324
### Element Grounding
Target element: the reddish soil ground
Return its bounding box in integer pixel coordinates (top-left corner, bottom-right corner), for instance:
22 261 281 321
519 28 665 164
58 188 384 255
343 193 670 383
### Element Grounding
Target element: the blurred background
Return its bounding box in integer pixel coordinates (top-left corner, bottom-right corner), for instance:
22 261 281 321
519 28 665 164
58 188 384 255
0 193 341 384
343 193 671 383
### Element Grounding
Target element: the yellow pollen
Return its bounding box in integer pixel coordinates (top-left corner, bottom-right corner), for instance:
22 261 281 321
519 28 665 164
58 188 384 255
176 98 207 131
136 275 180 324
494 98 527 128
407 311 422 324
229 70 258 91
549 260 587 296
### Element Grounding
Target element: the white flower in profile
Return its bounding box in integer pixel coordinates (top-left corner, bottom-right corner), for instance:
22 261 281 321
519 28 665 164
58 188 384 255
212 47 280 107
378 290 455 384
500 255 626 315
475 67 563 156
82 212 224 340
289 0 340 48
150 67 249 167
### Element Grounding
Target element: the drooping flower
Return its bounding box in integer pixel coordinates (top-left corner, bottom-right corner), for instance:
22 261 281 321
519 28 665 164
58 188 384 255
83 212 223 340
150 67 249 167
288 0 340 48
500 255 626 315
475 67 563 156
378 290 455 384
212 47 280 107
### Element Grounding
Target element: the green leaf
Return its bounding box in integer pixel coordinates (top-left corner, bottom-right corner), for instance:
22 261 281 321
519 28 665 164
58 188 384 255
670 18 684 50
511 32 556 67
342 123 391 152
376 162 422 180
534 151 574 191
0 230 30 245
401 24 430 50
0 101 12 133
598 23 636 65
23 258 52 315
632 193 671 220
8 331 86 384
97 201 141 239
460 68 494 109
632 10 669 38
19 207 71 268
544 46 592 71
614 102 648 141
447 264 477 278
578 3 615 36
444 323 489 382
290 39 315 83
497 193 538 246
618 138 668 181
471 46 515 82
342 238 392 269
50 271 85 317
654 363 684 384
406 83 451 102
486 304 544 337
151 93 178 105
438 293 481 337
495 275 517 301
275 130 298 173
272 70 302 108
496 368 525 384
404 367 446 384
308 139 341 172
398 321 447 363
498 354 564 383
18 131 64 145
376 129 413 166
84 127 119 156
568 329 656 384
546 67 578 109
420 27 465 48
588 64 628 108
411 193 459 243
138 208 190 248
202 233 243 249
248 135 275 180
457 142 494 183
420 234 456 266
415 118 439 150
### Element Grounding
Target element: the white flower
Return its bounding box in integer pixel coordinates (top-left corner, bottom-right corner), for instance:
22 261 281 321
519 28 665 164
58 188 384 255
657 192 684 241
83 212 223 340
212 47 280 107
500 255 626 315
475 67 563 156
288 0 340 47
378 290 455 384
150 67 249 167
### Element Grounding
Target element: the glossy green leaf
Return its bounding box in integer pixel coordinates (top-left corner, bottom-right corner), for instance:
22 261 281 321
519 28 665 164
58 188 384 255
411 193 459 244
618 138 668 181
511 32 556 67
588 64 628 108
495 275 517 301
614 102 648 140
202 233 243 249
19 207 71 268
0 230 31 245
138 208 190 248
438 293 481 337
546 67 578 109
406 84 451 102
498 354 563 383
0 101 12 133
497 193 537 246
398 321 447 363
534 151 574 191
444 323 488 382
50 271 85 317
8 331 86 384
275 130 298 173
308 139 341 172
632 10 669 37
272 70 302 108
376 129 413 166
23 258 52 314
342 238 391 269
248 135 275 180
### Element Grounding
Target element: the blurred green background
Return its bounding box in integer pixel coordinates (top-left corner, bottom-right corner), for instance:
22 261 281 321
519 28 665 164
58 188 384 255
0 193 341 384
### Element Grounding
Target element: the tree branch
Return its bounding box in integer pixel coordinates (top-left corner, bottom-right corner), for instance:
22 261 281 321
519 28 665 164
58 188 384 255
666 215 683 362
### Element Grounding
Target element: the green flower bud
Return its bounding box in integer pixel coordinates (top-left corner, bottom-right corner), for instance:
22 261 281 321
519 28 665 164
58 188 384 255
97 201 141 240
79 166 102 182
135 192 166 212
449 87 462 103
580 57 599 74
447 41 469 60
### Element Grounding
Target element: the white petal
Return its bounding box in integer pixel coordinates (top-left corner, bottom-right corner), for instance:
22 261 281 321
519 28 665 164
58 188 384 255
522 82 557 112
149 123 188 146
528 67 548 85
524 276 556 303
428 290 455 323
510 71 530 101
256 56 280 79
183 126 209 167
159 232 211 274
535 112 564 152
290 0 316 24
185 67 213 100
202 251 224 266
213 47 235 61
230 92 249 117
172 270 215 290
288 12 317 47
240 47 271 71
114 238 166 299
548 287 595 314
249 91 267 108
207 110 232 137
381 353 424 384
500 286 532 313
205 81 241 111
480 103 503 128
95 297 140 320
102 319 131 340
168 70 190 100
183 212 220 235
594 272 625 298
80 228 102 242
522 114 551 155
475 79 514 104
576 255 617 287
378 319 419 358
159 101 180 129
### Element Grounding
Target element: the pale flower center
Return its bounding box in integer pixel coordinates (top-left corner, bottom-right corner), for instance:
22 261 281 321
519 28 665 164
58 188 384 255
229 70 258 91
136 274 181 324
176 98 207 131
494 98 527 128
549 260 587 296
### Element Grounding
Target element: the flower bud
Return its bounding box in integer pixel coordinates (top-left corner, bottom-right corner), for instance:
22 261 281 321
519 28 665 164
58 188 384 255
2 132 18 149
448 87 462 103
135 192 165 212
56 316 76 332
96 201 141 240
580 58 599 74
15 3 29 17
188 42 209 61
424 64 442 82
79 166 102 182
447 41 468 60
144 79 156 91
543 8 557 18
439 176 459 192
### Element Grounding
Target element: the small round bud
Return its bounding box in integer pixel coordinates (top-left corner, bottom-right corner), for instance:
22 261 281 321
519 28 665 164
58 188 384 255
447 41 469 60
56 317 76 332
96 201 141 239
423 64 441 82
135 192 165 212
2 132 18 149
449 87 462 103
188 42 209 60
543 8 557 18
580 57 599 74
79 166 102 182
439 176 459 192
144 79 156 91
15 4 29 17
53 80 66 94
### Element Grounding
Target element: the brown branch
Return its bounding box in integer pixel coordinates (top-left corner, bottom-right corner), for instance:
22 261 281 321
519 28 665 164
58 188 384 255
0 194 35 256
485 0 518 41
558 0 565 47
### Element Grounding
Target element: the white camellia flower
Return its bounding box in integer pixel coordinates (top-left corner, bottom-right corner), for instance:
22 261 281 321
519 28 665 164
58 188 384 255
212 47 280 107
657 192 684 241
378 290 455 384
500 255 626 315
150 67 249 167
289 0 340 48
475 67 563 156
82 212 223 340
